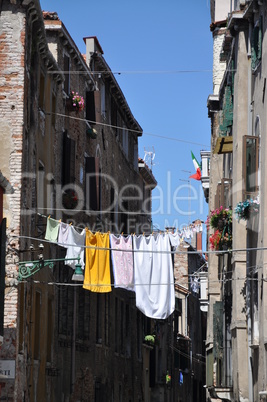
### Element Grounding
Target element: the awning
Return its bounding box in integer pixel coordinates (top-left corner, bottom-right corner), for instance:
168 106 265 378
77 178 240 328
213 136 233 154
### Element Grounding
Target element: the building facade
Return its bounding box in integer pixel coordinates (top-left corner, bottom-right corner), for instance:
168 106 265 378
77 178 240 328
206 0 267 401
0 2 180 401
170 226 207 402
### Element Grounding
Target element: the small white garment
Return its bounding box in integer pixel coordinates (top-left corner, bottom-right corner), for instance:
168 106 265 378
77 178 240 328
133 233 175 319
168 231 180 249
65 226 85 269
110 234 134 291
190 277 200 294
58 222 71 248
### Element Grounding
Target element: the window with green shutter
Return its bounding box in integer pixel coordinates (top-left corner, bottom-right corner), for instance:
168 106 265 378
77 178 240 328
219 85 233 137
213 301 223 386
251 16 262 71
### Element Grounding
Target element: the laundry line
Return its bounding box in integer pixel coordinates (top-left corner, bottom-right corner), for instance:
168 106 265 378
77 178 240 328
45 110 210 148
39 211 203 241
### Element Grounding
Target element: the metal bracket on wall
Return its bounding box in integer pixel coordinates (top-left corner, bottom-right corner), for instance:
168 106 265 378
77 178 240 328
18 257 81 281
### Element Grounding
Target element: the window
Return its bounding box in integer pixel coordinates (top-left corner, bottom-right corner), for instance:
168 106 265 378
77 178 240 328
64 54 70 95
221 178 232 209
96 294 102 344
251 17 262 71
219 85 233 137
120 200 128 233
122 126 129 157
115 297 118 353
125 304 131 357
86 90 101 124
214 182 222 210
77 289 90 341
136 311 142 359
37 161 45 213
39 71 45 110
100 83 106 118
120 300 124 354
62 131 76 186
46 298 53 362
58 264 74 336
105 294 110 346
51 93 56 127
134 142 138 170
213 301 223 387
85 156 100 212
111 97 118 135
34 291 41 360
18 283 25 353
243 135 259 197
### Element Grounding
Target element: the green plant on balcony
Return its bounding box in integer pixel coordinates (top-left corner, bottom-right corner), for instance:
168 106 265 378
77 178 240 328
209 229 232 251
206 206 232 230
144 334 155 347
207 206 232 251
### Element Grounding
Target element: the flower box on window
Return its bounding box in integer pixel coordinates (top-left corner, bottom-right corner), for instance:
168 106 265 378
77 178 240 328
207 207 232 252
68 91 85 112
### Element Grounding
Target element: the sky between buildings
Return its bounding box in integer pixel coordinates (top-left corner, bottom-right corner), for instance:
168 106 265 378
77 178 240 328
40 0 213 246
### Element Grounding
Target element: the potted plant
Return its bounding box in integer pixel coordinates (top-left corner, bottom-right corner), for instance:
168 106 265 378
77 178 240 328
234 198 259 222
166 371 171 386
206 206 232 230
69 91 84 112
144 334 155 347
207 207 232 252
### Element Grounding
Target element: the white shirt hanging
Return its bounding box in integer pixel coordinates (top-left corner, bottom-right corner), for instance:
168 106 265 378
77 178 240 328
65 226 85 269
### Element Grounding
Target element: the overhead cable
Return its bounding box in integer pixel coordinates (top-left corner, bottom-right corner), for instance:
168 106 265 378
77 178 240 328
46 111 210 148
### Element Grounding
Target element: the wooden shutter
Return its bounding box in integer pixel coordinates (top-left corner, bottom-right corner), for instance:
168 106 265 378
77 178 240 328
86 91 101 124
62 132 75 185
215 183 222 209
221 178 232 209
64 54 70 94
85 157 100 211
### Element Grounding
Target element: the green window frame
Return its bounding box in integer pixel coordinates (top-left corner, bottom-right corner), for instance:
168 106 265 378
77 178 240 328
243 135 259 198
251 16 262 71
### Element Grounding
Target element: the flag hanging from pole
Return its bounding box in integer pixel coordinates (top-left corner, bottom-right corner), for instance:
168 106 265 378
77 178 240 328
189 151 201 181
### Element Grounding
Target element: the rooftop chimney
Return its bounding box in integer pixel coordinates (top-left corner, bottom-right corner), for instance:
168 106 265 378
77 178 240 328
191 219 203 254
83 36 104 67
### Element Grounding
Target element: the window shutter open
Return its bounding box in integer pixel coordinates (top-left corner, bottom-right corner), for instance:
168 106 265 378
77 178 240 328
243 135 259 197
86 91 101 125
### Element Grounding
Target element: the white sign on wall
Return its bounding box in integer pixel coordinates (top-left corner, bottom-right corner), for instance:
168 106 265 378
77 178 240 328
0 360 16 379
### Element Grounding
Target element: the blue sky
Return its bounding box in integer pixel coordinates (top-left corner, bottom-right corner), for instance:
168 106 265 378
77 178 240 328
40 0 213 243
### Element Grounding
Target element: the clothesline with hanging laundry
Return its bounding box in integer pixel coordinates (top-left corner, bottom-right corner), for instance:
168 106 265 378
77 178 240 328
43 215 182 320
40 212 203 242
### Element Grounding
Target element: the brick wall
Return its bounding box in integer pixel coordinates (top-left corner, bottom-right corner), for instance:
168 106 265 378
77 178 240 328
0 2 26 330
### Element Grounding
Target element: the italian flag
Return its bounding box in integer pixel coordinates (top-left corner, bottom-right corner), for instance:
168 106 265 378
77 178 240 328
189 151 201 181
